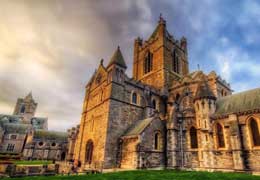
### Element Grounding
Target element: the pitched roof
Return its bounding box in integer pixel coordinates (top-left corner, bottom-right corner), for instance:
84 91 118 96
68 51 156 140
0 114 22 124
107 46 127 68
215 88 260 116
31 117 48 129
195 81 216 100
123 117 154 137
3 123 31 134
34 130 68 142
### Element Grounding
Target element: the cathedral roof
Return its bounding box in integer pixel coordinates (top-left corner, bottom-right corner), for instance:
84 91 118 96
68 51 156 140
107 46 127 68
31 117 48 129
195 81 216 100
3 123 31 134
34 130 68 142
215 88 260 116
122 117 154 138
0 114 22 124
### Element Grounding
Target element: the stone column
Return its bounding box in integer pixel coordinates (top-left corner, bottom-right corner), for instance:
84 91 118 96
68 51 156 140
229 114 244 170
166 125 178 168
166 102 179 169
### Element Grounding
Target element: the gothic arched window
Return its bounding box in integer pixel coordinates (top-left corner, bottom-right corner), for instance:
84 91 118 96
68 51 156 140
116 69 120 82
250 118 260 146
190 126 198 149
175 93 180 104
20 105 25 113
216 123 225 148
172 49 179 73
144 51 153 74
132 92 137 104
85 140 94 164
152 99 156 109
154 131 162 150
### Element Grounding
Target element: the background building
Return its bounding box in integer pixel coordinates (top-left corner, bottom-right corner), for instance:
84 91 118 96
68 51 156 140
0 93 71 161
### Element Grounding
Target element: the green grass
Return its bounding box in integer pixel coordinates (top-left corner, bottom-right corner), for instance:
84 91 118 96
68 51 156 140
3 170 260 180
14 160 52 165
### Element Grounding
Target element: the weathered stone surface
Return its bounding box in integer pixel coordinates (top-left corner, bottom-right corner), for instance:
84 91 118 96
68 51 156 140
72 17 260 173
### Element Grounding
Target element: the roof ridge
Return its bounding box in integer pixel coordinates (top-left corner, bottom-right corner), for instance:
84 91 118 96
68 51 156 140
215 87 260 116
219 88 260 101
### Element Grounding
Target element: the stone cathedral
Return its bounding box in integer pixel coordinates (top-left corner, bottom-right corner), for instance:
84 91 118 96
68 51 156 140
73 17 260 173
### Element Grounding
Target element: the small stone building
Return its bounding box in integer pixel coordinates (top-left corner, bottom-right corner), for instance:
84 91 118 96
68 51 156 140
73 16 260 173
0 122 32 154
0 93 69 161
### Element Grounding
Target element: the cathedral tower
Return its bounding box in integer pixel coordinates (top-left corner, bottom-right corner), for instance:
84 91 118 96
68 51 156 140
13 92 37 122
133 16 189 90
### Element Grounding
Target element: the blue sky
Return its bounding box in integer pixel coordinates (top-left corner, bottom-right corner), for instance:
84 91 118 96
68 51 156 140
0 0 259 130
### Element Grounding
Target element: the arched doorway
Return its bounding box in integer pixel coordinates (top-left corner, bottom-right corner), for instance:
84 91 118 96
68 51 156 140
61 152 66 161
85 140 94 164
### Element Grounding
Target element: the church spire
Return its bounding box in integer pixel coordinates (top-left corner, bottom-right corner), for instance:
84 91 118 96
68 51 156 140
149 14 167 40
107 46 127 69
158 13 166 25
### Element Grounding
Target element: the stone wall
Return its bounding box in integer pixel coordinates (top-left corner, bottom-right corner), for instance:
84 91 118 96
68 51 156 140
120 137 139 169
23 140 67 161
104 81 145 168
138 117 166 168
1 134 27 154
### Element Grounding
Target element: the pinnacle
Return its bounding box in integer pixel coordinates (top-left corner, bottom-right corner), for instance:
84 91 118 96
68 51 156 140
107 46 127 68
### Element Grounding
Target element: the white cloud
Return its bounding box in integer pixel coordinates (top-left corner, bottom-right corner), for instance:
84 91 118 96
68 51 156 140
209 41 260 92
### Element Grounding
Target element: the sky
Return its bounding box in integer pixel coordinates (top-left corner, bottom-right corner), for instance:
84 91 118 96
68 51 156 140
0 0 260 131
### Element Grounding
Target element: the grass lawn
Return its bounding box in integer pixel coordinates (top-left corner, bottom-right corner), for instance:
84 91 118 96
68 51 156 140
3 170 260 180
14 160 53 165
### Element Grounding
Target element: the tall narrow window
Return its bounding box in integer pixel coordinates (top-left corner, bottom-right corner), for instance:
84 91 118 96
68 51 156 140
132 92 137 104
190 127 198 148
172 50 179 73
216 123 225 148
6 144 15 152
144 51 153 74
85 140 94 164
250 118 260 146
154 131 162 150
20 105 25 113
152 99 156 109
175 93 180 104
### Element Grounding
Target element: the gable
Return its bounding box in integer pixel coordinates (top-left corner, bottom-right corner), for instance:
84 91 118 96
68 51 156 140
88 62 108 89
